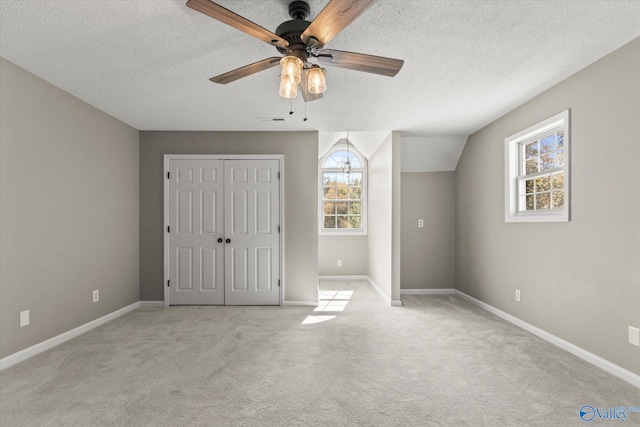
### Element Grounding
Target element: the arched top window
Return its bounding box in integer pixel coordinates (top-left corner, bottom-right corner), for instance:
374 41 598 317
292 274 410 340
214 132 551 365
322 150 363 169
319 143 367 234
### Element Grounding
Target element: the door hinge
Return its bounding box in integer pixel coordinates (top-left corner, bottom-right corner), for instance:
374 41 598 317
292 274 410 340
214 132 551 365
278 225 280 233
167 226 170 233
167 280 170 288
167 171 170 179
278 279 281 287
278 172 280 179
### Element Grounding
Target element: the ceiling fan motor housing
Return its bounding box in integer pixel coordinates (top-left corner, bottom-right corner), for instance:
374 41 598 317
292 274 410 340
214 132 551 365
274 1 314 58
275 19 311 58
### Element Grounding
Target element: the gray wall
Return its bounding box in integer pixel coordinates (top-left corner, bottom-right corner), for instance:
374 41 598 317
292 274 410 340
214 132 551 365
0 58 140 358
139 131 318 303
401 172 455 289
456 38 640 374
318 236 368 276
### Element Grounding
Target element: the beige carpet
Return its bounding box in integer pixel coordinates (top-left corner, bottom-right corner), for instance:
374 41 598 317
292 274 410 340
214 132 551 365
0 280 637 426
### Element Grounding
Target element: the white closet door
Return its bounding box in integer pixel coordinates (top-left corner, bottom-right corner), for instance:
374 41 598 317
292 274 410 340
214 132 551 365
168 159 225 305
224 160 280 305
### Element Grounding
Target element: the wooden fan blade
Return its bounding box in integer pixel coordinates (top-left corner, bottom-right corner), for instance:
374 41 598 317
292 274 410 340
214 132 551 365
187 0 289 50
299 70 323 102
210 57 282 84
301 0 375 48
317 49 404 77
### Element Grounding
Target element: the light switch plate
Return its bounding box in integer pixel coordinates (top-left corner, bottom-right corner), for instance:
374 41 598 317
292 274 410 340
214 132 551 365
629 326 640 347
20 310 30 327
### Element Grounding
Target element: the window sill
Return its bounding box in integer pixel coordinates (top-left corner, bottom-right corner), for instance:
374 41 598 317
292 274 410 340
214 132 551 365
319 231 368 236
505 209 569 223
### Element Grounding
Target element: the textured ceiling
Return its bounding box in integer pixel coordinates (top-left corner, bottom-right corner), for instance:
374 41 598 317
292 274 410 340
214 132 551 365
1 0 639 135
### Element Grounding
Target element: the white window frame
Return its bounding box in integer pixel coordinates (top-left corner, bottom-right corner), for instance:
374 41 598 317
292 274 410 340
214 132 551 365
505 109 570 222
319 145 367 235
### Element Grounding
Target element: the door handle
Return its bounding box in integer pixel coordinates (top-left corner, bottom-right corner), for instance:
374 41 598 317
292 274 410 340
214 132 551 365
226 238 231 244
217 238 223 243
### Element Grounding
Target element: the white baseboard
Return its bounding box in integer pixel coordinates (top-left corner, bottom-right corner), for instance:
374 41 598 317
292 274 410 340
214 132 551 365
319 275 369 281
283 301 319 307
319 275 401 306
401 288 456 295
366 277 402 306
455 290 640 389
0 301 141 371
139 301 165 308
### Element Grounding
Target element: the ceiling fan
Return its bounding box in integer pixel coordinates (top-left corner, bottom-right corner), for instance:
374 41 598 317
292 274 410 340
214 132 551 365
186 0 404 102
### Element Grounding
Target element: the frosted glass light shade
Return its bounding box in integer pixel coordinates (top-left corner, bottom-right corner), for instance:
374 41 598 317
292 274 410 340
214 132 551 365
280 56 303 85
307 67 326 94
279 78 298 99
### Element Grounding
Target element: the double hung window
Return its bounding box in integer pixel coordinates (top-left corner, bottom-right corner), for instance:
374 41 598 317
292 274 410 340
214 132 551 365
505 110 570 222
320 146 367 234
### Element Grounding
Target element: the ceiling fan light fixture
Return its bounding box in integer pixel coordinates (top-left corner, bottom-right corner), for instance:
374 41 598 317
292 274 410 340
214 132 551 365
307 66 326 94
190 0 403 103
280 55 303 85
279 77 298 99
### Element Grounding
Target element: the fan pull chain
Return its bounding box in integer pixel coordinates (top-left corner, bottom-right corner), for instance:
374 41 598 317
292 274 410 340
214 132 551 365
289 98 293 116
304 102 308 121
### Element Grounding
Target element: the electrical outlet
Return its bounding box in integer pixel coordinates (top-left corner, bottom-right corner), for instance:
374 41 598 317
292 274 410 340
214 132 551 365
515 289 521 302
93 290 99 303
20 310 30 327
418 219 424 228
337 260 342 267
629 326 640 347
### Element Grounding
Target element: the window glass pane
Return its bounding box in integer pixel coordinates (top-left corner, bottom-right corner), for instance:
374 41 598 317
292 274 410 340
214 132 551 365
349 172 362 185
348 216 361 228
525 158 538 175
336 173 349 184
324 216 336 228
324 151 362 169
349 186 362 199
524 141 539 159
555 149 565 167
324 156 341 168
324 202 335 215
348 202 361 215
525 179 534 194
324 187 336 199
323 173 336 186
535 193 550 210
346 153 361 168
336 184 348 199
526 194 534 210
535 176 550 192
556 130 564 149
552 191 564 209
540 135 554 153
336 202 348 215
551 173 564 190
336 216 349 228
541 153 554 171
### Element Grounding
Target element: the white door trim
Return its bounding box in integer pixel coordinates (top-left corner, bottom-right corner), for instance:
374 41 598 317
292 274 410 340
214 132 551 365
163 154 285 307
